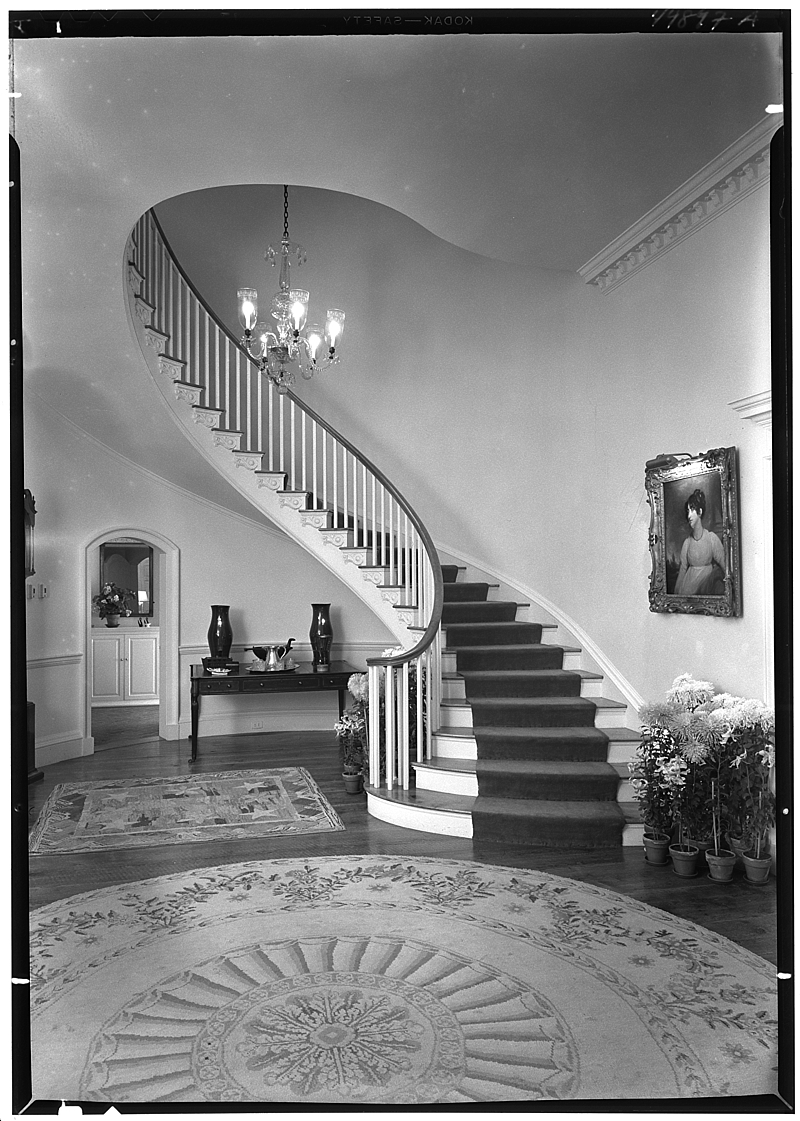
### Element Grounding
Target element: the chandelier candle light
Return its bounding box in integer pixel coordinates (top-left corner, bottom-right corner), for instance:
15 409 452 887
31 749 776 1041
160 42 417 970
238 185 345 394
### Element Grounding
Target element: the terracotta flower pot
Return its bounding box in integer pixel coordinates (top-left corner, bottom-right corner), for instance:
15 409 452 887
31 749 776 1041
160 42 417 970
642 832 670 865
686 838 713 867
726 834 750 865
342 771 363 795
669 844 699 878
105 614 120 628
742 853 772 884
706 848 736 882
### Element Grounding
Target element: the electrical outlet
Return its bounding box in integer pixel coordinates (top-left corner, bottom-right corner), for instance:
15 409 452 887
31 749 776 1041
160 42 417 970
252 721 264 730
38 583 49 599
26 583 35 600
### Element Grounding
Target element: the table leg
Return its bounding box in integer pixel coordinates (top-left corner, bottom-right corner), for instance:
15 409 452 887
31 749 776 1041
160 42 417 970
338 688 346 720
190 687 199 763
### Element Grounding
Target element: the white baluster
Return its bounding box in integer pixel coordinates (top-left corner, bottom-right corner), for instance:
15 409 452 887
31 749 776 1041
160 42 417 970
268 380 274 471
416 653 424 763
385 666 395 790
368 664 381 789
246 354 252 449
389 499 395 585
322 428 328 512
166 257 173 350
290 399 296 490
371 475 377 565
362 464 368 551
177 273 183 364
332 439 339 526
342 448 348 536
311 420 318 511
257 361 262 452
279 394 285 474
400 661 410 789
301 411 307 493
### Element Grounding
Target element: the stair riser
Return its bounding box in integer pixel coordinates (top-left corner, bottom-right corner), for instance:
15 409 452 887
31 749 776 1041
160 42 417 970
473 738 610 763
476 771 619 802
462 675 584 699
454 648 565 671
442 677 601 701
472 813 623 849
445 624 544 646
442 583 491 603
414 767 478 797
366 791 472 837
470 704 597 729
442 603 520 624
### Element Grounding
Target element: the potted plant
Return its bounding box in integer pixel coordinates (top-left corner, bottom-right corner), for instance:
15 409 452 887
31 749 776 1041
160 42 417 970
335 675 369 793
709 695 775 883
92 582 135 627
629 704 680 864
705 776 737 883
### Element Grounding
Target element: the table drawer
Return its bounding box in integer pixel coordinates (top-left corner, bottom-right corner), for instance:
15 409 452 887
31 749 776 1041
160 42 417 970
321 675 349 689
242 675 320 692
199 678 240 693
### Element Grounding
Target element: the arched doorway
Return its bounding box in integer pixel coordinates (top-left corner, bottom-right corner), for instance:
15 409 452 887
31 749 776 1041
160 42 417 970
84 527 179 750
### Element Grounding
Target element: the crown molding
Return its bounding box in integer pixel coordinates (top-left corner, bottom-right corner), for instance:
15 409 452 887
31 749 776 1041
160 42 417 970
729 390 772 429
579 116 781 294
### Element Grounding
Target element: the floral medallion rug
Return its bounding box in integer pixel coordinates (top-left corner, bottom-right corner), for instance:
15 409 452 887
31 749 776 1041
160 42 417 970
28 769 344 854
30 856 777 1105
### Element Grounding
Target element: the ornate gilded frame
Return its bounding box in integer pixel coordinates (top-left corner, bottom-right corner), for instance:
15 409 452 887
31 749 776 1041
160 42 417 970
645 447 741 617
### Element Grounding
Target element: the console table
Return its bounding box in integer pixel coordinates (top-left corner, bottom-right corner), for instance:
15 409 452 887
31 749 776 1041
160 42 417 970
189 661 358 763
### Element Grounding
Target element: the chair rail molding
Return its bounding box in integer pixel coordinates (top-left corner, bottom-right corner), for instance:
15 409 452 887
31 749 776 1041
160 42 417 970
579 116 780 293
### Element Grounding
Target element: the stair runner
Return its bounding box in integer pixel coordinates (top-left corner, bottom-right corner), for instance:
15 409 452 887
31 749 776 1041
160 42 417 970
440 564 625 848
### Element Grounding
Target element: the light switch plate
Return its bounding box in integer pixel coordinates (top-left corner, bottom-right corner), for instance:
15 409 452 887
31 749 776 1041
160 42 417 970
38 583 49 599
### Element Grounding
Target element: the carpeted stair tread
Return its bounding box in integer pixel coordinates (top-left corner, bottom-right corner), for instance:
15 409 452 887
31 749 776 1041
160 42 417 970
472 796 625 848
475 759 620 801
470 696 598 728
444 622 544 645
461 669 586 697
473 726 611 762
449 644 568 671
442 582 496 602
440 564 463 583
442 601 520 624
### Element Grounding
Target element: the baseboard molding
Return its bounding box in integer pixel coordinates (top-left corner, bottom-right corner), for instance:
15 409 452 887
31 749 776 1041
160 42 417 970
35 735 94 767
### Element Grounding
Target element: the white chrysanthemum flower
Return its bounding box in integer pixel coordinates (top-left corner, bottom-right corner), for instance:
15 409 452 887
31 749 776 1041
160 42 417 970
666 674 716 711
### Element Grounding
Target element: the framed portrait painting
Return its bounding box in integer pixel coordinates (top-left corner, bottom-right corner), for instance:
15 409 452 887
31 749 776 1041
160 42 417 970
645 447 741 617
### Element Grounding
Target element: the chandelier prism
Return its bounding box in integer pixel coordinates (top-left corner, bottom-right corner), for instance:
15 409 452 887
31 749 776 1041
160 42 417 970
237 185 345 395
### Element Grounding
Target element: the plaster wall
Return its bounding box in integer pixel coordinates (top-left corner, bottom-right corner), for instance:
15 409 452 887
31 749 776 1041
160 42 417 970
24 390 393 758
157 182 772 708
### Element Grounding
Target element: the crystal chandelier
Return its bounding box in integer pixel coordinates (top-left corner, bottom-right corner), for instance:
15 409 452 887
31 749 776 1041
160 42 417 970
238 185 345 395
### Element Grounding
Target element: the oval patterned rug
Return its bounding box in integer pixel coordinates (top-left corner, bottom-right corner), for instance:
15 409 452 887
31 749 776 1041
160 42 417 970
30 856 777 1105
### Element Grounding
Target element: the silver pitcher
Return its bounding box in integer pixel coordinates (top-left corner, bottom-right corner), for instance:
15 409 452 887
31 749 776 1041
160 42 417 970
249 639 295 672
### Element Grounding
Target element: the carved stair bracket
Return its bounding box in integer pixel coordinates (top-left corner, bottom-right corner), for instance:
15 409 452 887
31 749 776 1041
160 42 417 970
319 529 349 549
144 325 168 353
361 568 388 586
127 262 144 297
381 588 403 606
255 472 288 491
159 354 186 380
342 548 368 567
174 382 204 407
233 452 263 471
212 430 243 452
299 510 332 529
395 608 417 627
278 492 310 511
192 407 222 430
134 295 155 325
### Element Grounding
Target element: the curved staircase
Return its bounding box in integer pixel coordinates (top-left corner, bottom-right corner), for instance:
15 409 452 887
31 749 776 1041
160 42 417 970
125 208 641 849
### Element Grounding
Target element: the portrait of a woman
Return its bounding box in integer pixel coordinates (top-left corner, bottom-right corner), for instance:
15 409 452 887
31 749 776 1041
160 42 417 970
674 488 726 596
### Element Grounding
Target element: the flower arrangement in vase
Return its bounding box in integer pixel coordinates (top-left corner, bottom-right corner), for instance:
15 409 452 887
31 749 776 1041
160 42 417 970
334 675 369 792
92 582 135 625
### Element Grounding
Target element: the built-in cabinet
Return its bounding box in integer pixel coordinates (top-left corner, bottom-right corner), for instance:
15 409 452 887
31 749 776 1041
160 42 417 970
91 628 160 705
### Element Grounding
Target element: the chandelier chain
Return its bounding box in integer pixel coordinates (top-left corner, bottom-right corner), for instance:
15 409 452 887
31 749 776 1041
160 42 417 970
283 184 289 242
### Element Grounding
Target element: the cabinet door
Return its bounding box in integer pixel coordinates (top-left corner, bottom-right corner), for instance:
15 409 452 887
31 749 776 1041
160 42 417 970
125 633 159 701
92 634 124 701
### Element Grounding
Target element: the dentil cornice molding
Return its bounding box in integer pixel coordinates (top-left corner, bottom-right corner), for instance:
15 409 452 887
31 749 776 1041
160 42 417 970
579 116 781 293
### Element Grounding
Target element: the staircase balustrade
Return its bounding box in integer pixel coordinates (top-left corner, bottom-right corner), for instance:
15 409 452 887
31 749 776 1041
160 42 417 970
128 209 443 791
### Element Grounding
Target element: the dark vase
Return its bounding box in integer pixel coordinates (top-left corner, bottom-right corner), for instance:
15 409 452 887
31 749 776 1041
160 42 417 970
309 603 333 670
208 605 233 659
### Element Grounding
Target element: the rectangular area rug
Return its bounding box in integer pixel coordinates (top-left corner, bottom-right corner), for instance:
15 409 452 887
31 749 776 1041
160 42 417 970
29 768 344 854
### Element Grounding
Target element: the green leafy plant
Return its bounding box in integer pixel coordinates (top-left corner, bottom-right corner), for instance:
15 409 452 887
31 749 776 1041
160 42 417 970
92 582 134 619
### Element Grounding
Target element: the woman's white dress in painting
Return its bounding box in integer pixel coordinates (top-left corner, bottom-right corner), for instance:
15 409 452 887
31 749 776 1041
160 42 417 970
675 529 725 595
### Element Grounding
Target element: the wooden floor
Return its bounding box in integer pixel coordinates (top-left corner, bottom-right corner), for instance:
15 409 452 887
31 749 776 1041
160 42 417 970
27 729 778 964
